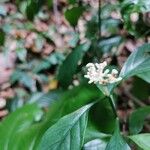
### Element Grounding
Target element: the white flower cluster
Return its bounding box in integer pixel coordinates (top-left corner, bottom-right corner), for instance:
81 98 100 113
84 61 122 85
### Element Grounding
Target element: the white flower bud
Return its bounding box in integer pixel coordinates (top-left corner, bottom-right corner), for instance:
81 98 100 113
103 69 110 75
112 69 118 75
86 63 94 68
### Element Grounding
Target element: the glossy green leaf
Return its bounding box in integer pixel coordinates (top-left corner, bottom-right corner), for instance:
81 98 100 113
96 82 120 96
38 103 93 150
33 84 102 149
120 43 150 79
57 43 90 88
105 119 131 150
65 6 85 26
83 127 110 150
89 97 116 133
137 71 150 83
84 128 110 144
129 134 150 150
83 139 108 150
0 104 43 150
131 77 150 100
129 106 150 134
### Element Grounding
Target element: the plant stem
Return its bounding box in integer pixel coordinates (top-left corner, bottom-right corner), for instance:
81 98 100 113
109 94 118 118
98 0 101 39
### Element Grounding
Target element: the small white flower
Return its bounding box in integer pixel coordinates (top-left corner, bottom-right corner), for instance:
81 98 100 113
84 61 122 85
112 69 118 75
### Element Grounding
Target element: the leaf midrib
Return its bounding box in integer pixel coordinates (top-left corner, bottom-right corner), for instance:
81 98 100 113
47 113 86 150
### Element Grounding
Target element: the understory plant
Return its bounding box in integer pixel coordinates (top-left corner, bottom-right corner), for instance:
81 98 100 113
38 43 150 150
0 44 150 150
0 0 150 150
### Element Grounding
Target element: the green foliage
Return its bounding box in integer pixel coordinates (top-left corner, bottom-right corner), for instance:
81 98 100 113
83 125 111 149
57 43 90 88
129 134 150 150
89 97 116 133
0 104 43 150
129 106 150 134
68 0 76 5
39 103 93 150
98 36 123 53
0 0 150 149
138 71 150 83
121 0 150 36
26 0 43 20
0 84 101 150
83 139 108 150
105 119 131 150
131 77 150 100
65 6 85 27
33 52 65 73
120 43 150 80
11 70 37 92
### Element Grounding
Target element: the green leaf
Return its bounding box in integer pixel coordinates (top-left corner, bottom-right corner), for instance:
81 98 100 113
11 70 36 92
83 139 108 150
6 124 42 150
0 104 43 150
48 0 53 8
84 128 110 144
131 77 150 100
129 106 150 134
57 43 90 88
26 0 43 20
121 0 150 36
16 48 27 62
83 128 110 150
89 98 116 133
129 134 150 150
137 71 150 83
120 43 150 79
65 6 85 27
101 19 121 36
33 84 102 149
68 0 76 4
28 90 62 107
98 36 123 53
96 82 119 96
122 0 150 13
33 52 65 73
38 103 93 150
105 119 131 150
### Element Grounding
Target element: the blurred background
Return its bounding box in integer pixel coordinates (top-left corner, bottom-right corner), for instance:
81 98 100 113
0 0 150 135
